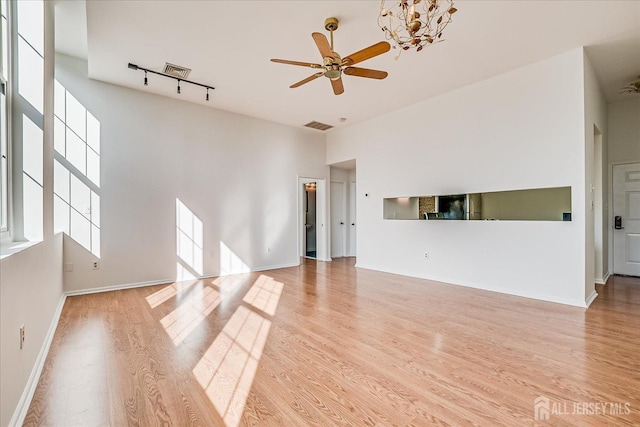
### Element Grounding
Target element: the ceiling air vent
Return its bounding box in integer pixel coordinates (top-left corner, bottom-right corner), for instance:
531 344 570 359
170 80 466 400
304 121 333 131
162 63 191 79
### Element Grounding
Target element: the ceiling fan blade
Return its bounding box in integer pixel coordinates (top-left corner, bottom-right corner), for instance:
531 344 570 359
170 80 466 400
312 32 333 58
290 72 324 88
342 41 391 66
343 67 388 79
271 59 322 69
331 76 344 95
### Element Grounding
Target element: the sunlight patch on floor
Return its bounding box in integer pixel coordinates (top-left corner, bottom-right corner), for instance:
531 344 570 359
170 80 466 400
193 305 271 427
160 285 221 345
145 279 198 309
242 274 283 316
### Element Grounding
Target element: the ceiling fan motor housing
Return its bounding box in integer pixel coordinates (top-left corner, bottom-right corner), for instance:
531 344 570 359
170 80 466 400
324 17 339 32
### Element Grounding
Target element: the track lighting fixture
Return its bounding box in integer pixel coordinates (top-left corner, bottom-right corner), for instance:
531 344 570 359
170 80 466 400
128 62 215 101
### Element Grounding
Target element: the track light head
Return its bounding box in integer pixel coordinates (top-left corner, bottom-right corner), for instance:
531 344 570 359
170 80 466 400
144 71 148 86
206 88 209 101
177 80 181 94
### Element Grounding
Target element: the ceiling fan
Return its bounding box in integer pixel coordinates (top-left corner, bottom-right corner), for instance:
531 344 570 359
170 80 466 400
271 17 391 95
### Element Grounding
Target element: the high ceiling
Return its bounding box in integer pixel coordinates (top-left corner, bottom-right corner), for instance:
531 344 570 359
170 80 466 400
55 1 640 131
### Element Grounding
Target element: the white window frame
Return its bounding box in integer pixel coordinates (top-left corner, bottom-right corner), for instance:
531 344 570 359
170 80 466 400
0 0 11 237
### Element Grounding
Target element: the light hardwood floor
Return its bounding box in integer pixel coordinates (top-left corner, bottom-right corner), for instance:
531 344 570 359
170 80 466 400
25 258 640 426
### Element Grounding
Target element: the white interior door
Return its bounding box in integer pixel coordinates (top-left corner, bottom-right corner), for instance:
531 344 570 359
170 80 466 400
349 182 356 257
330 181 345 258
613 163 640 277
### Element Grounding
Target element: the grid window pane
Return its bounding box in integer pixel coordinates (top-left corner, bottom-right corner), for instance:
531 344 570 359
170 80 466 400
70 209 91 251
17 0 43 56
70 174 90 219
0 89 6 229
87 148 100 186
23 115 43 185
54 80 65 121
87 111 100 154
194 217 203 248
91 191 100 227
18 38 43 114
53 160 70 203
23 174 43 241
65 91 86 140
54 195 69 234
54 117 65 155
1 15 7 81
178 202 193 237
91 225 100 257
66 127 85 174
193 246 203 275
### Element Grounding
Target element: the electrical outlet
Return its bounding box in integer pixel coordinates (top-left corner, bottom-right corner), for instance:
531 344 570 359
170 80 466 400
19 325 25 349
92 260 100 270
424 252 429 259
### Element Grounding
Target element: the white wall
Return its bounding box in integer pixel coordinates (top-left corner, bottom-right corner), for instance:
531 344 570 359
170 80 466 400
327 49 590 306
608 98 640 163
56 54 327 292
607 97 640 275
583 50 608 293
0 235 64 426
0 4 64 425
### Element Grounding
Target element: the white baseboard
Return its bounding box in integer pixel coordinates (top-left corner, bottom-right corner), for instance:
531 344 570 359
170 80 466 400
355 263 591 308
65 262 302 297
251 261 300 272
595 272 610 285
64 278 178 296
9 293 67 427
585 290 599 308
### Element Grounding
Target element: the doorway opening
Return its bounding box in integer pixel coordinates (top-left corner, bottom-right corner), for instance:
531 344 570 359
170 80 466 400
304 182 317 258
298 176 326 262
329 161 357 261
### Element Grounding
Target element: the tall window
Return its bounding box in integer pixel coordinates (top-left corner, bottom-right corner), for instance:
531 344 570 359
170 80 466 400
0 0 9 233
53 80 101 257
0 0 46 244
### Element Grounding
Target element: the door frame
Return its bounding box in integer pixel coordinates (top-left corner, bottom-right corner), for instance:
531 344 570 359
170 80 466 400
348 181 357 257
608 158 640 276
298 176 328 262
330 180 347 258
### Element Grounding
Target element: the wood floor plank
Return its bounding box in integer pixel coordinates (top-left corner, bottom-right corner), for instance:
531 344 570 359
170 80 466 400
24 259 640 426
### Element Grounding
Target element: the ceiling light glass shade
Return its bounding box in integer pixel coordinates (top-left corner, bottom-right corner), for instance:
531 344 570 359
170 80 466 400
378 0 457 55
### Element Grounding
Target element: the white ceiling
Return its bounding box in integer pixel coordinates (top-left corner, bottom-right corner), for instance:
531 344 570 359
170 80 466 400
55 1 640 131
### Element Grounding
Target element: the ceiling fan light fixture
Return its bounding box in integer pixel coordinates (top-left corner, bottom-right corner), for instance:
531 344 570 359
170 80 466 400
270 17 390 95
620 76 640 94
378 0 457 58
